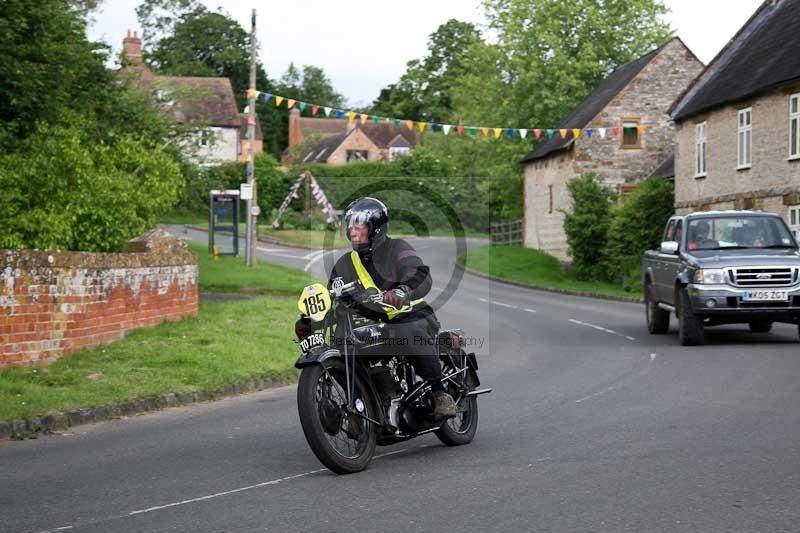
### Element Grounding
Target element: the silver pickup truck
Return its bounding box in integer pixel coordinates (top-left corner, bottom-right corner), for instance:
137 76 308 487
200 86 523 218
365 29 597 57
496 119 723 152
642 211 800 345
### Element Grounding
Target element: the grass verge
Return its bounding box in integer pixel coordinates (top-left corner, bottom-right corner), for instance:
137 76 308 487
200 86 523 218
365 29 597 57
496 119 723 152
0 243 318 422
460 245 642 300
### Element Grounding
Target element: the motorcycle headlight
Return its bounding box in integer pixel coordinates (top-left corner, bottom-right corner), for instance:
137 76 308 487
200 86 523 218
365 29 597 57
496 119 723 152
693 269 726 284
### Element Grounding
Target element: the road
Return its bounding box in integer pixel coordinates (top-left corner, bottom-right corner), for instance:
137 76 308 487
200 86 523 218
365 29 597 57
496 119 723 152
2 225 799 532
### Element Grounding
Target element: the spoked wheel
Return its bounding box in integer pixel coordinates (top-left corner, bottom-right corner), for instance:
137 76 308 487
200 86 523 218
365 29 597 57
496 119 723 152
297 359 376 474
435 366 478 447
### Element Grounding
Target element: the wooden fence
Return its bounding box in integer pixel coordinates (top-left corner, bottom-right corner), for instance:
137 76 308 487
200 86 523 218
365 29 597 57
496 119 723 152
490 219 523 246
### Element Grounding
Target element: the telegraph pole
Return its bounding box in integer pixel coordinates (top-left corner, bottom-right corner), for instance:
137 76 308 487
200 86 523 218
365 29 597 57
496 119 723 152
245 9 259 266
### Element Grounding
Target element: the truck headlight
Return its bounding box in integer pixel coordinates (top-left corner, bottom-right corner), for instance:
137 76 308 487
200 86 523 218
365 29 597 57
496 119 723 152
693 269 726 284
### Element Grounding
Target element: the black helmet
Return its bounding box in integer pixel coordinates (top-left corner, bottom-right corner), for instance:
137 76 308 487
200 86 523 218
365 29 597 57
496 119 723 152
344 197 388 253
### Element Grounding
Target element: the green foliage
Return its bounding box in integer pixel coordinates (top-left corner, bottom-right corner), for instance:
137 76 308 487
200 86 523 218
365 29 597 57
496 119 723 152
0 117 182 252
562 174 615 280
604 177 675 285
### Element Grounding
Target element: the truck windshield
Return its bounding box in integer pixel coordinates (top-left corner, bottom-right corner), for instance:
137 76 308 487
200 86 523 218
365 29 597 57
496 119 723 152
686 217 796 251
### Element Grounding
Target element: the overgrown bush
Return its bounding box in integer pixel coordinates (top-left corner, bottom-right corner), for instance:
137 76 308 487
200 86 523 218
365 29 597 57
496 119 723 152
0 118 182 251
604 176 674 288
562 173 614 280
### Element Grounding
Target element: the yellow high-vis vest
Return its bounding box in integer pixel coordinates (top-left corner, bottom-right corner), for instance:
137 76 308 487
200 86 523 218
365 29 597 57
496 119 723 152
350 251 423 320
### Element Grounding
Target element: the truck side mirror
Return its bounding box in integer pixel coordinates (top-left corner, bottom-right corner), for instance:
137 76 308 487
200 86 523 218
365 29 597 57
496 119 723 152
660 241 679 254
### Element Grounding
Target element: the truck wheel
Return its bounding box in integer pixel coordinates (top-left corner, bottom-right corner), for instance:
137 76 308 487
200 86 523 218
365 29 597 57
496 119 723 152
645 281 670 334
748 321 773 333
678 289 704 346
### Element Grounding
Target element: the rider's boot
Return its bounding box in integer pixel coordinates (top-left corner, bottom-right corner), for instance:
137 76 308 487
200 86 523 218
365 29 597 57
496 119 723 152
431 389 457 418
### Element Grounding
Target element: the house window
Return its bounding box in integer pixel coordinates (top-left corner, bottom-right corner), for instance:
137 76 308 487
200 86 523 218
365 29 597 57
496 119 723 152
621 118 641 149
695 122 707 177
198 130 212 147
737 108 752 169
789 205 800 241
390 147 410 160
346 150 368 162
548 184 553 214
790 94 800 159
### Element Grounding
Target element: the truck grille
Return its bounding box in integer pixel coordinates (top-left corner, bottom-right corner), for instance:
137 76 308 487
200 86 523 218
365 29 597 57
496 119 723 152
727 267 798 287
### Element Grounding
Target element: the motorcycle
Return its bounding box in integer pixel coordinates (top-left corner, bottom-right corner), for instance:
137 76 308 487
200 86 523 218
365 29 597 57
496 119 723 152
294 279 491 474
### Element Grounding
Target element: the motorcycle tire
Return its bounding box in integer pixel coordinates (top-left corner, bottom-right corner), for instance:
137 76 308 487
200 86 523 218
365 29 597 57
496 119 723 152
297 359 377 474
434 371 479 446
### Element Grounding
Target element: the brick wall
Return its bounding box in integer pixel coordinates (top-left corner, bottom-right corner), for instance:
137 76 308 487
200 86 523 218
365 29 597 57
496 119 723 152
674 81 800 225
0 230 198 368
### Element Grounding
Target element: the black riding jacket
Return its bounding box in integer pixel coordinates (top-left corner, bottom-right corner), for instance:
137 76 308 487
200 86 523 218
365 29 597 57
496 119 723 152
328 237 434 323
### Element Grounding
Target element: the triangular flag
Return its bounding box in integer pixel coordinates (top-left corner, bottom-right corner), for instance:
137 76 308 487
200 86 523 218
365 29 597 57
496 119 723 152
417 122 427 133
247 88 256 99
598 128 606 139
406 120 414 130
637 124 646 135
533 129 542 139
312 104 319 116
298 102 307 112
393 119 401 128
443 124 452 136
371 115 380 124
336 109 344 118
324 107 332 117
506 128 515 139
348 111 356 122
612 127 620 136
585 128 593 138
481 127 489 137
468 127 478 137
287 99 296 109
262 93 272 103
431 123 439 132
519 129 528 139
546 129 555 139
456 125 465 136
360 113 368 124
275 96 284 107
493 128 502 138
572 129 581 139
559 129 568 139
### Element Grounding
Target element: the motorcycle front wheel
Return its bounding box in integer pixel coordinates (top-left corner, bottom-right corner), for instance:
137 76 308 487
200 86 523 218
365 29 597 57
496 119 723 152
434 371 479 446
297 359 377 474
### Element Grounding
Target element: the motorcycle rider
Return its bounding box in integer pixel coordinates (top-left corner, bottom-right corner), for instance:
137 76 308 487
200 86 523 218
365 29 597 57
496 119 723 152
296 197 457 418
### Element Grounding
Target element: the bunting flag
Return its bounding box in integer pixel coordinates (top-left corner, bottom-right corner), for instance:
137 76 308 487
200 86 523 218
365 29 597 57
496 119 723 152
246 90 651 146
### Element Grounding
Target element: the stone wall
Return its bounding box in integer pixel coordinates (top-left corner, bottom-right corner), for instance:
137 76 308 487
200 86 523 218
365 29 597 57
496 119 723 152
523 38 704 261
0 230 198 368
674 81 800 226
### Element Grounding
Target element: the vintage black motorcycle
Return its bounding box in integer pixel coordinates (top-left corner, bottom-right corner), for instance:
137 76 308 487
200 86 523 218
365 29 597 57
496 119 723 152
294 279 490 474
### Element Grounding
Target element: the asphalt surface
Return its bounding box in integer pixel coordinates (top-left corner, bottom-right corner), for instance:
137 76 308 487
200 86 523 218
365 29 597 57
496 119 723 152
2 225 799 532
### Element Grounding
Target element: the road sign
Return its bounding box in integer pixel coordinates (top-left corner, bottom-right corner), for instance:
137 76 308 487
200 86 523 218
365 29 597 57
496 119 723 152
240 183 253 200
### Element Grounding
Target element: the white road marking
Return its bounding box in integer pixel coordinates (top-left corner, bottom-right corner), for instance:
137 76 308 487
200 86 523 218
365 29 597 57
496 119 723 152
303 249 325 260
568 318 636 342
478 297 530 311
575 386 617 403
255 246 305 259
304 249 336 272
523 308 537 314
650 353 658 361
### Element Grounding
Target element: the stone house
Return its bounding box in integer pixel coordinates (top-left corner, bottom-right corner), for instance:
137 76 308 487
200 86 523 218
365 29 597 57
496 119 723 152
521 37 704 261
287 108 417 164
120 31 262 165
669 0 800 239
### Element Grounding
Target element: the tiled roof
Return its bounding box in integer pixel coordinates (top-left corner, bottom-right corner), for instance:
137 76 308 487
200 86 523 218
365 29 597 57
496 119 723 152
152 76 241 128
520 39 674 164
671 0 800 121
300 132 351 163
650 153 674 180
298 119 418 149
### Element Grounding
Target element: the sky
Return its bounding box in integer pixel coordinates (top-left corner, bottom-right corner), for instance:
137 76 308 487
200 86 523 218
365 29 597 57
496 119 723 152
88 0 763 107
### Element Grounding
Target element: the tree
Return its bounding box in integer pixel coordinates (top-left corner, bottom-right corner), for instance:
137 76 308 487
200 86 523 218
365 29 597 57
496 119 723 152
562 174 615 280
370 19 483 122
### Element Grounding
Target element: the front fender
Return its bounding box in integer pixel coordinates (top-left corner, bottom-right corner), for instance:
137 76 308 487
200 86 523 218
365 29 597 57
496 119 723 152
294 346 341 369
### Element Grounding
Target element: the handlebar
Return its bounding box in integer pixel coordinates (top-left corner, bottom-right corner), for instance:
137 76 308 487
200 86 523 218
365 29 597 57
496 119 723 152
329 280 401 311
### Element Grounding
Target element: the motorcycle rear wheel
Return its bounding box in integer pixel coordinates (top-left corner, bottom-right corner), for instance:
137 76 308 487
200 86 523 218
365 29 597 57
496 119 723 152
435 372 479 446
297 359 377 474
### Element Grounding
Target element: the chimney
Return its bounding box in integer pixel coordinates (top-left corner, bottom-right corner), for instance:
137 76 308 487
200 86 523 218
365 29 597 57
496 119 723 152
288 108 302 147
122 30 143 65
